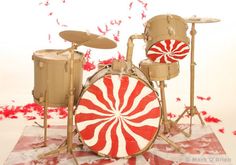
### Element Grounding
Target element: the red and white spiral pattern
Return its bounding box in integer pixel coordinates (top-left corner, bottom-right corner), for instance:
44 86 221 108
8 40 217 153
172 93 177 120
75 74 161 158
147 39 190 63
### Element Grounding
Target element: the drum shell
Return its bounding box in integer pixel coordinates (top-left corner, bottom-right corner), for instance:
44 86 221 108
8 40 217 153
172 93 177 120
32 49 84 107
139 59 179 81
144 14 189 53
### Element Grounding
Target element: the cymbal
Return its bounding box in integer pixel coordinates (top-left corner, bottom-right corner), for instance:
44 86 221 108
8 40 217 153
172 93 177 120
185 17 220 23
59 30 117 49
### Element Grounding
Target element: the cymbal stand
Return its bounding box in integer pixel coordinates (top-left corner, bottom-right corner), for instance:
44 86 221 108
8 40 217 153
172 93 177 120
174 22 205 136
126 34 184 153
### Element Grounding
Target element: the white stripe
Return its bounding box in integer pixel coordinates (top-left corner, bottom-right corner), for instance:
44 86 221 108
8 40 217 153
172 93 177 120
124 98 158 120
122 87 152 116
99 118 118 155
119 77 137 113
78 105 113 117
111 75 121 111
84 117 115 147
172 41 185 52
121 119 149 150
82 89 113 113
116 119 128 157
169 39 175 52
98 76 115 111
77 117 112 131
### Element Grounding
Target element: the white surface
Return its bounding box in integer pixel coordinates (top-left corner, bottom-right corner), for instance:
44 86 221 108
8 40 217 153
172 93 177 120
0 0 236 164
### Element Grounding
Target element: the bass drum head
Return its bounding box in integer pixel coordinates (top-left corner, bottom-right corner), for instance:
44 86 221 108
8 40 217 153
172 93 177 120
75 74 161 158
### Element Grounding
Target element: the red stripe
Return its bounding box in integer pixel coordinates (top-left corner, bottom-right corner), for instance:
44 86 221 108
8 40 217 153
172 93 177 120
171 55 187 60
75 112 109 123
166 55 178 63
147 53 163 61
129 107 161 123
80 120 105 140
90 119 115 152
121 120 140 155
160 56 166 63
154 41 168 52
121 80 145 113
103 75 116 109
108 119 119 157
171 40 181 51
118 76 129 110
149 47 163 54
165 40 171 51
174 48 189 55
125 121 158 141
174 43 188 52
126 92 158 116
78 99 112 115
87 84 112 110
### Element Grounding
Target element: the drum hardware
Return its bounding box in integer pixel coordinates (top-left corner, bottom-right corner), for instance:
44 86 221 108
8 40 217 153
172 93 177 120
32 49 84 147
37 30 117 164
174 16 220 136
126 33 185 153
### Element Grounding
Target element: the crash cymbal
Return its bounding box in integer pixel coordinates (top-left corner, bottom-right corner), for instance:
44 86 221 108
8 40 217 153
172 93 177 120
185 16 220 23
59 30 117 49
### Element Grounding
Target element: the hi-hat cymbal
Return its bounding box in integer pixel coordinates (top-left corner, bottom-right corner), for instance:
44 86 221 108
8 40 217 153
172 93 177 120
185 17 220 23
59 30 117 49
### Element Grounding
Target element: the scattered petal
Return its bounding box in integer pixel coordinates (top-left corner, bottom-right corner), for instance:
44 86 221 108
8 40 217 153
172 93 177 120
197 96 211 101
233 130 236 135
176 97 181 102
204 116 221 123
141 10 146 19
113 31 120 42
129 2 133 10
218 128 224 134
48 12 53 16
201 111 207 116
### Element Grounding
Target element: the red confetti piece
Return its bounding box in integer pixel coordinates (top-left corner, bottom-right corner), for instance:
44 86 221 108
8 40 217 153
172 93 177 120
9 115 18 119
218 128 224 134
117 51 125 60
197 96 211 101
48 12 53 16
113 31 120 42
97 26 106 36
129 2 133 10
84 49 91 59
176 97 181 102
167 113 176 118
201 111 207 116
204 116 221 123
141 10 146 19
110 19 122 26
83 61 96 71
233 130 236 135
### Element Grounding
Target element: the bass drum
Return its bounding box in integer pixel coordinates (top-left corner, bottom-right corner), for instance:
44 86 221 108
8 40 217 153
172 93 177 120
75 65 161 158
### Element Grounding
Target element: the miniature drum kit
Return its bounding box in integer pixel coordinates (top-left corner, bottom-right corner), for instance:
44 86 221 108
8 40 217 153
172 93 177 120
32 14 220 163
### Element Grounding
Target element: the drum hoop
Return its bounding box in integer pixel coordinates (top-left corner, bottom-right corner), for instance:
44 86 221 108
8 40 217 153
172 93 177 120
75 66 162 158
33 49 83 62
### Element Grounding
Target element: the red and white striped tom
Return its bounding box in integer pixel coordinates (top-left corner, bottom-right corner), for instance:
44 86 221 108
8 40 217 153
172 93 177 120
145 14 190 63
75 66 161 158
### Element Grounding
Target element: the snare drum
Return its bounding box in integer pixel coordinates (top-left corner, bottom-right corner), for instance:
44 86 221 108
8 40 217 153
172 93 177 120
139 59 179 81
75 64 161 158
144 14 190 63
32 49 84 107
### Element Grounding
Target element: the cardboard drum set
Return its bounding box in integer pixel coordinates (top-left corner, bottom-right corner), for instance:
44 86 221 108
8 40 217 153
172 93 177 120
32 14 220 163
